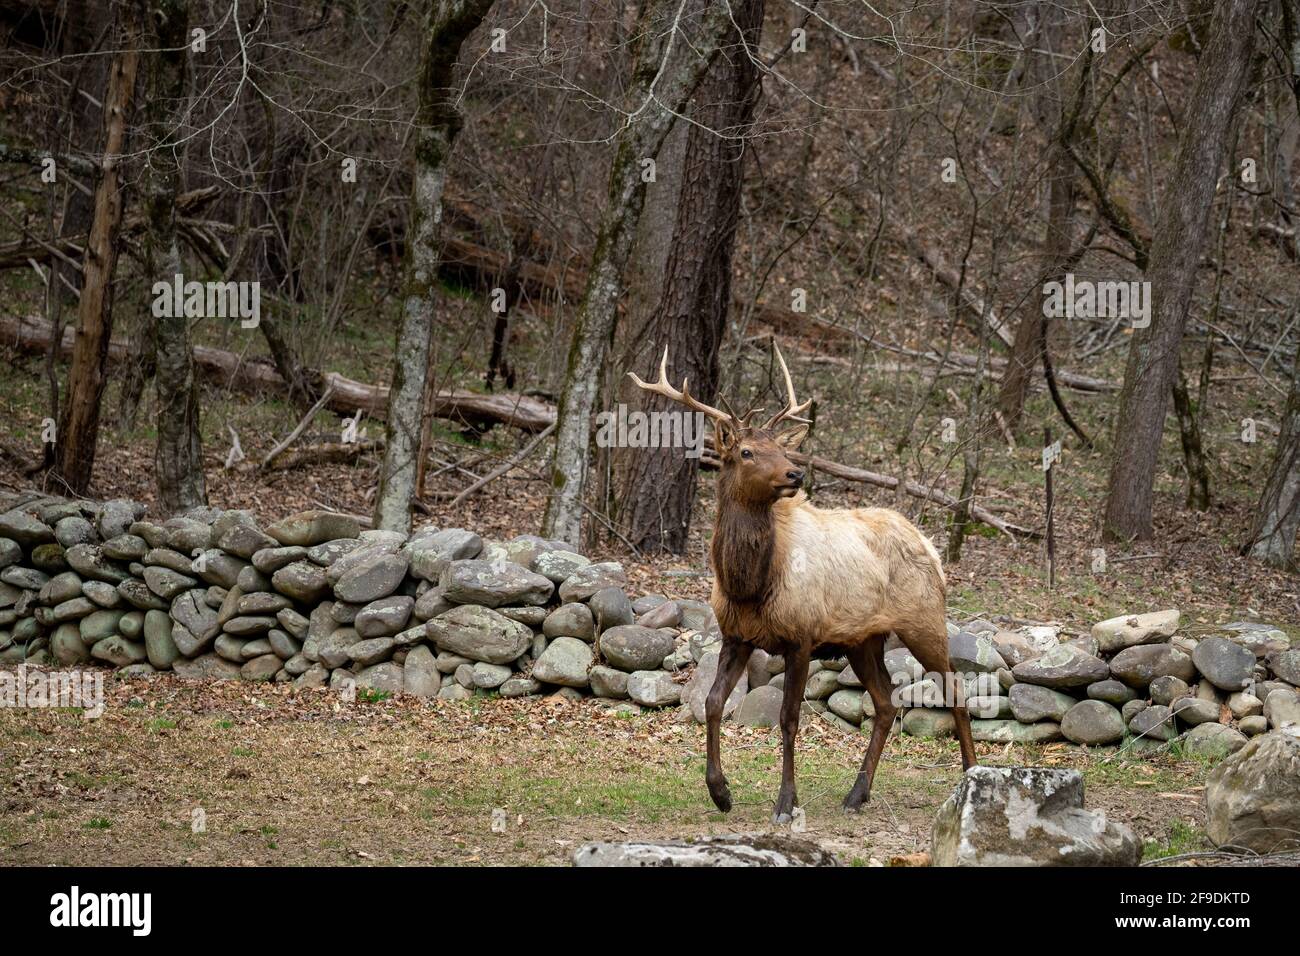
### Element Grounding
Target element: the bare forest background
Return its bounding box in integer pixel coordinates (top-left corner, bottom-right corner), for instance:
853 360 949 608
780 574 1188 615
2 0 1299 634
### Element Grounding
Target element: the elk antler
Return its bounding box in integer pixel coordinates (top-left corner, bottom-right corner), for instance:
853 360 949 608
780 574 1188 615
628 347 734 426
762 342 813 430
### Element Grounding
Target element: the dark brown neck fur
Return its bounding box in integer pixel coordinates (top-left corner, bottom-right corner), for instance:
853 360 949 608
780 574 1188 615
711 470 776 604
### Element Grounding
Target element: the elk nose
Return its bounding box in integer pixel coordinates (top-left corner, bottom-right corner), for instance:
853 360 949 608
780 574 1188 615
786 470 804 486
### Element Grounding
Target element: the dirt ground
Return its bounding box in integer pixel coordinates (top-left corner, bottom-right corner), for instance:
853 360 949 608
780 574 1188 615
0 675 1215 867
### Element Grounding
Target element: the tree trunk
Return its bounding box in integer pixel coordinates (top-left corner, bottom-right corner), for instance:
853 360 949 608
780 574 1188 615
51 0 142 494
373 0 497 534
1000 147 1075 430
147 0 205 512
1243 341 1300 568
541 0 732 545
618 0 766 554
39 0 112 470
1101 0 1260 542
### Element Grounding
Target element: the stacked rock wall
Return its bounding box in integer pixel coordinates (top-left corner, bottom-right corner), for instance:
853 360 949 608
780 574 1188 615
811 611 1300 756
0 493 718 709
2 491 1297 752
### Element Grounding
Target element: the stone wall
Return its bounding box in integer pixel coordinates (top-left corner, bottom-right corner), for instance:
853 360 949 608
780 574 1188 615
1 491 1297 753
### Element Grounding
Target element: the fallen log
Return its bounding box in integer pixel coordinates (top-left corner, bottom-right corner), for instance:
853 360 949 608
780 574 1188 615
2 313 1038 537
263 440 382 470
0 313 557 433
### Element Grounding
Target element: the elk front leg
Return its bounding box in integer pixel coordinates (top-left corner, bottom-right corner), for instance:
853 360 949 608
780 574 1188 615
705 637 752 812
773 645 809 824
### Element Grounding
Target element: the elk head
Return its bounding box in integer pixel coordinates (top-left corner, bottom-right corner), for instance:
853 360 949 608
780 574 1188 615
628 343 813 507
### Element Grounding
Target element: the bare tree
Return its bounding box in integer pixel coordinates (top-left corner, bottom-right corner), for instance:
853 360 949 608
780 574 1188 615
51 0 143 494
147 0 205 511
1102 0 1261 542
542 0 732 545
618 0 766 554
373 0 497 533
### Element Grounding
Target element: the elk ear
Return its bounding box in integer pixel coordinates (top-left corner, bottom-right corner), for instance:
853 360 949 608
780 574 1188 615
774 423 809 451
714 418 740 454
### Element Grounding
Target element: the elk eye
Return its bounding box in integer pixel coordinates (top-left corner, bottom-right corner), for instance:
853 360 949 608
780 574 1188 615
740 449 753 460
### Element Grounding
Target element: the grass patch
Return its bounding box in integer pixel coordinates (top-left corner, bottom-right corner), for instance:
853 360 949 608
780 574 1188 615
1143 820 1207 862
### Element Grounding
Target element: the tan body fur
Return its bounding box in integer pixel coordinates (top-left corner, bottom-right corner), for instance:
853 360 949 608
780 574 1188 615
713 492 947 653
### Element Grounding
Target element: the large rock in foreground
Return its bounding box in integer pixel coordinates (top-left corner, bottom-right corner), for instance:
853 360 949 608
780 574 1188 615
573 834 838 867
931 767 1140 866
1205 730 1300 854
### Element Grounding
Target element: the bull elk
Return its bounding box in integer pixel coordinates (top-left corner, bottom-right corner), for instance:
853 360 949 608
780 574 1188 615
629 344 977 822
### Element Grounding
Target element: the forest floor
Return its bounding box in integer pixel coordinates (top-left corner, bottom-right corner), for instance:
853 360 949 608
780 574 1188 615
1 676 1216 867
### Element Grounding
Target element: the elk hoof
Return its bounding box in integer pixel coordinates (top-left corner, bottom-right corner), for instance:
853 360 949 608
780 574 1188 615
709 783 732 813
842 792 869 813
772 811 793 826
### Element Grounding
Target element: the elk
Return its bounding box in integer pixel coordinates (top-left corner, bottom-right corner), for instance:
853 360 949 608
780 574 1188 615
629 344 977 822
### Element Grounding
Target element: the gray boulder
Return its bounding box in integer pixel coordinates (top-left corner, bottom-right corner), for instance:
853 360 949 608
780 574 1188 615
1061 700 1125 745
1192 637 1256 692
735 685 783 728
1263 688 1300 730
439 559 552 608
627 670 681 707
408 529 483 581
354 596 415 638
1266 648 1300 686
557 562 627 602
532 549 590 584
1205 731 1300 853
599 625 674 671
91 635 148 668
1011 644 1108 689
970 719 1062 743
947 631 1006 673
0 510 55 548
1009 683 1076 723
427 605 532 665
543 603 595 641
1087 679 1136 705
574 834 837 867
266 510 361 547
1128 704 1176 741
1149 675 1189 706
334 552 409 603
403 645 442 697
1091 609 1179 655
355 662 405 694
172 653 242 680
588 586 635 631
589 665 630 699
1108 644 1196 689
531 636 593 687
271 561 331 604
1182 723 1247 758
931 767 1140 866
1170 696 1219 726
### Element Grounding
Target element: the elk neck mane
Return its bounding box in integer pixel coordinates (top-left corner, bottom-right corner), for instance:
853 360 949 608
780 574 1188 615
710 467 798 606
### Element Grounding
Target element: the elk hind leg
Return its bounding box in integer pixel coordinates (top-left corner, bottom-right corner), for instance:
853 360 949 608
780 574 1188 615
843 635 896 810
900 628 977 770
